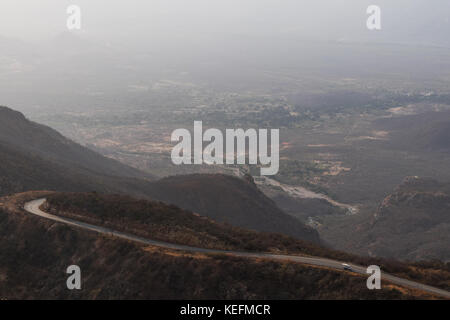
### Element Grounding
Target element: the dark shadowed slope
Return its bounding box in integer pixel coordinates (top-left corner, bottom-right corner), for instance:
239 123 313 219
0 106 148 179
145 174 321 243
360 177 450 261
0 139 155 197
0 106 160 198
0 141 99 195
44 192 322 253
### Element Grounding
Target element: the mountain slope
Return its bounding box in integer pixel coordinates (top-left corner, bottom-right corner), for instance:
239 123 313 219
0 106 147 179
0 106 319 243
0 140 96 195
361 177 450 261
0 139 155 197
45 192 322 253
144 174 320 243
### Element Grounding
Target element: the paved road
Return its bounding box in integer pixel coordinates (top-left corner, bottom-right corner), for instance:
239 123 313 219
24 198 450 299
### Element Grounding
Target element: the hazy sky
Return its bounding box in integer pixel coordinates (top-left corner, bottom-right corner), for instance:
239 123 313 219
1 1 450 114
0 0 449 45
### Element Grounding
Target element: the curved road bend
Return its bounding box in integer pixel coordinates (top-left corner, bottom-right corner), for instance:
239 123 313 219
24 198 450 299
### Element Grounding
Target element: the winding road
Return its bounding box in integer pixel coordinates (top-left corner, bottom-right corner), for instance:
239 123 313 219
24 198 450 299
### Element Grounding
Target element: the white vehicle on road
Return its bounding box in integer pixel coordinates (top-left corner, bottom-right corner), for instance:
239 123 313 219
342 263 353 271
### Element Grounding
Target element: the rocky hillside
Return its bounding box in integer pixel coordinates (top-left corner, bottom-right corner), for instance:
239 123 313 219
363 177 450 261
0 191 447 300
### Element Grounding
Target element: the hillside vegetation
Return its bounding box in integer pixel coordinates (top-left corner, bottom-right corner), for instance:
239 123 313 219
39 191 450 291
0 194 442 300
144 174 320 243
45 192 325 254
